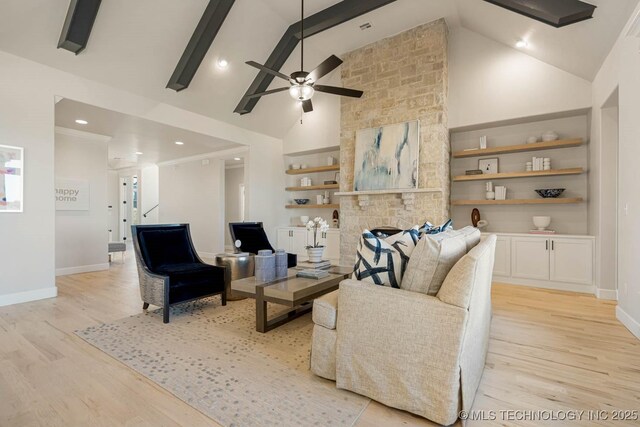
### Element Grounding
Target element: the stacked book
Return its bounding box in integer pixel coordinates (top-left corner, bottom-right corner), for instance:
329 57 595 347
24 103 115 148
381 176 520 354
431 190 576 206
495 186 507 200
465 169 483 175
296 269 330 279
297 259 331 270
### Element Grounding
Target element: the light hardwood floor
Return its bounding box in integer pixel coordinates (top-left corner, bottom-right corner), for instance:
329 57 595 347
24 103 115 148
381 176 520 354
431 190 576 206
1 253 639 426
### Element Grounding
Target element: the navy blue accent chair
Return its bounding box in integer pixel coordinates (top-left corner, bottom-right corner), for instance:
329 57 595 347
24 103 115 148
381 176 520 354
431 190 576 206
131 224 226 323
229 222 297 268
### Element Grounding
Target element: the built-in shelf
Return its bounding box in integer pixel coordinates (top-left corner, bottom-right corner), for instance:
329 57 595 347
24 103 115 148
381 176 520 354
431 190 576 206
451 197 584 206
285 165 340 175
334 188 442 196
286 184 339 191
452 138 583 158
285 204 340 209
453 168 585 182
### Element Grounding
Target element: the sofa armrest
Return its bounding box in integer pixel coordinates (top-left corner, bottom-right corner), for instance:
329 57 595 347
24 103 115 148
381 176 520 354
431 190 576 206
336 279 468 425
313 290 338 329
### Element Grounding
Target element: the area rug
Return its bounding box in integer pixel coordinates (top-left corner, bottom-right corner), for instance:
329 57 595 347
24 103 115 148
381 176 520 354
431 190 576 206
76 297 369 427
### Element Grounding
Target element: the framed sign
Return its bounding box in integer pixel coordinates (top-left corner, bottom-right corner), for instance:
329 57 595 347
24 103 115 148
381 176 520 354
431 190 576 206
55 178 90 211
0 144 24 213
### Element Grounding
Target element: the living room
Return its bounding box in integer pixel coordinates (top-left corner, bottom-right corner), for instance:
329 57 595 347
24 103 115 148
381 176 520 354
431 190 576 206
1 0 640 426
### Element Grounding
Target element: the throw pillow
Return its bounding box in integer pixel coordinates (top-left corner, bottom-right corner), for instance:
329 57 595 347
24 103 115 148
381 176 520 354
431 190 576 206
352 228 420 288
419 219 453 236
400 231 467 295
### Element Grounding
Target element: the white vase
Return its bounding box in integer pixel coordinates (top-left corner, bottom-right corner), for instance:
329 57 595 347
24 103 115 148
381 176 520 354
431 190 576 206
307 247 324 263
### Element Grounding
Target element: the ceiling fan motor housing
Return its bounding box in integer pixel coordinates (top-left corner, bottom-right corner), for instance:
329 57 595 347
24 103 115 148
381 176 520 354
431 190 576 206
290 71 311 84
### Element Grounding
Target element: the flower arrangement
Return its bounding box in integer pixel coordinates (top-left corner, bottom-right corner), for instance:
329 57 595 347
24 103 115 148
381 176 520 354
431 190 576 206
305 217 329 248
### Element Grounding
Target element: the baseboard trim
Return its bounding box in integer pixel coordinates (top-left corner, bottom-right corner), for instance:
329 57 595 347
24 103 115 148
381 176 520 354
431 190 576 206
492 276 595 295
56 263 109 276
616 306 640 340
0 287 58 307
596 288 618 300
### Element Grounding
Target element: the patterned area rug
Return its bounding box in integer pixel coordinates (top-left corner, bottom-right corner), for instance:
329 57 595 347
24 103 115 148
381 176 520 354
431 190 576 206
76 297 369 427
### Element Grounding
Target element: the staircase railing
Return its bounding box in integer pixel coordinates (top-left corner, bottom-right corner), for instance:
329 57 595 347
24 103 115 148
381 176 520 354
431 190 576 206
143 204 159 218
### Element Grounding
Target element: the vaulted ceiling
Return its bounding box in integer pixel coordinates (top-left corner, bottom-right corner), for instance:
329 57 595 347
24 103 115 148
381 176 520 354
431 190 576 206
0 0 637 139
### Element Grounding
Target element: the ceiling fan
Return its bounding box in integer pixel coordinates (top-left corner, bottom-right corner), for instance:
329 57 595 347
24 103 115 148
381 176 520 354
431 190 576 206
244 0 364 113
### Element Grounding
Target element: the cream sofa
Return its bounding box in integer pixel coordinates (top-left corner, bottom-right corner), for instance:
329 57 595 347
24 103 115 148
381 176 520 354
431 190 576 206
311 234 497 426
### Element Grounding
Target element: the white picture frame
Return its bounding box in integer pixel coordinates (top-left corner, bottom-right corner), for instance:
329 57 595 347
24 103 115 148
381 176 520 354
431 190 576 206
0 144 24 213
478 157 499 175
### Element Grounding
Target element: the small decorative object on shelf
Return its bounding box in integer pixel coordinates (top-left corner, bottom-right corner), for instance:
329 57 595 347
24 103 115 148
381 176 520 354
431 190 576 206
323 191 330 204
479 157 499 174
535 188 565 198
316 195 323 204
300 215 309 225
532 216 552 231
476 219 489 229
471 208 481 227
465 169 483 175
324 180 338 185
542 131 559 142
485 182 495 200
327 156 335 166
525 161 533 171
526 136 539 144
291 163 301 169
332 209 339 228
479 135 487 149
305 217 329 262
294 198 310 205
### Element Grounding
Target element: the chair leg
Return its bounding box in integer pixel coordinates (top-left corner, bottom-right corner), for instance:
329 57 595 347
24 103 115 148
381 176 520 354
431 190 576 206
163 303 170 323
221 290 227 306
142 302 149 310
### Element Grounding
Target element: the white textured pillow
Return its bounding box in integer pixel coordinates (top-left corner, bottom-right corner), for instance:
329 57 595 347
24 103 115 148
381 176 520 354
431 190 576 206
352 228 420 288
400 232 467 295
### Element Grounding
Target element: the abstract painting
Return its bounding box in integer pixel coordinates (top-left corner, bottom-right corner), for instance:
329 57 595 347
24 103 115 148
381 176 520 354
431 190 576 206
353 120 420 191
0 144 23 212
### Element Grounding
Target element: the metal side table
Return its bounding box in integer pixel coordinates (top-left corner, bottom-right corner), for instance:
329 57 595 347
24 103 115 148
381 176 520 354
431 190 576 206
214 252 254 301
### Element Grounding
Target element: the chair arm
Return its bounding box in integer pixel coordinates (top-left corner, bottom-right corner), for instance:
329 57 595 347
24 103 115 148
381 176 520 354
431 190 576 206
336 279 468 425
134 261 169 308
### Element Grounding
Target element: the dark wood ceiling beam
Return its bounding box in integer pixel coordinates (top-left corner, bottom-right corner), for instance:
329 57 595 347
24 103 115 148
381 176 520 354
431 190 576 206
167 0 235 92
483 0 596 28
57 0 102 55
234 0 397 115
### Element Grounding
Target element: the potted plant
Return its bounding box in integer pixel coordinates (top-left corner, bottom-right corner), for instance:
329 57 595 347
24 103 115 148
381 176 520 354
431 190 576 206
305 217 329 263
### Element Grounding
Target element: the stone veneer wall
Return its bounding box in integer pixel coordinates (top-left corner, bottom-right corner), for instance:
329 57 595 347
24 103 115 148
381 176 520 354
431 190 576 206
339 19 450 265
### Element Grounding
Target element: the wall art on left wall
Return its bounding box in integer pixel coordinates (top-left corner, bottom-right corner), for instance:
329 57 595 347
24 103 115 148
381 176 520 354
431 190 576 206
0 144 24 213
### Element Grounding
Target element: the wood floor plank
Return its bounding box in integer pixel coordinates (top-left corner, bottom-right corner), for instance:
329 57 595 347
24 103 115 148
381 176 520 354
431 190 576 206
0 250 639 426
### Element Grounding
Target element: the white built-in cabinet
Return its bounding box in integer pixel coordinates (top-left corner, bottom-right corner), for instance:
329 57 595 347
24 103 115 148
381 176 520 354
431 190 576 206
486 233 594 293
277 227 341 264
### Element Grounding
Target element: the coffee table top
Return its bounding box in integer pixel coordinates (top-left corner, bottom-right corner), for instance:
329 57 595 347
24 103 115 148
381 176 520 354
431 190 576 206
231 266 352 305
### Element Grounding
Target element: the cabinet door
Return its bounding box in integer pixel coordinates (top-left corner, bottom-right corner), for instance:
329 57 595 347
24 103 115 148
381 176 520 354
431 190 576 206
276 228 292 252
323 231 341 264
511 237 550 280
292 229 309 259
493 236 511 277
550 238 593 285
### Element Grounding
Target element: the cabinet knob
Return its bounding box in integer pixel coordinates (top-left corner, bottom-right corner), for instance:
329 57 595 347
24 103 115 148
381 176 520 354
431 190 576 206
552 240 554 250
546 240 549 251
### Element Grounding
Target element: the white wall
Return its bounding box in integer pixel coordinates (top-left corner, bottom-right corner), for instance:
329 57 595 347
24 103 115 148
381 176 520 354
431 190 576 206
590 4 640 335
0 48 283 306
159 159 225 257
54 130 109 275
140 165 159 224
448 27 592 129
224 166 244 247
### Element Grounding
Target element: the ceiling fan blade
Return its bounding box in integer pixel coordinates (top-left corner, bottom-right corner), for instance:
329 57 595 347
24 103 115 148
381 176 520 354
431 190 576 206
245 61 291 81
245 87 290 99
302 99 313 113
307 55 343 82
315 85 363 98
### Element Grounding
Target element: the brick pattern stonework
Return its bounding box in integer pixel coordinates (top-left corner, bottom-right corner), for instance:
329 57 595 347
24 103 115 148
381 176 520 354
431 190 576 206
339 19 450 265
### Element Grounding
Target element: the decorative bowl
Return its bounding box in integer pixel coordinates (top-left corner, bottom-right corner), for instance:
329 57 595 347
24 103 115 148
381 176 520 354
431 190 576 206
535 188 565 198
533 216 551 231
294 198 310 205
542 131 559 142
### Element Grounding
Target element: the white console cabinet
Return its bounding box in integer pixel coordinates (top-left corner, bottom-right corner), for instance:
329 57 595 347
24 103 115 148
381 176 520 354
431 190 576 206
277 227 341 264
485 233 594 294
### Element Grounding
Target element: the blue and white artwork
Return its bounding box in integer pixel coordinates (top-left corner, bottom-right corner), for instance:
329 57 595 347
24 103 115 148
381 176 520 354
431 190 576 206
353 120 420 191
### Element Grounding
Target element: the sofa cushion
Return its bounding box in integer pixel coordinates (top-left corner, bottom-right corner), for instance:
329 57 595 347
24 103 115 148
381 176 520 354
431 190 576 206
448 226 481 252
400 232 467 295
352 228 420 288
313 290 339 329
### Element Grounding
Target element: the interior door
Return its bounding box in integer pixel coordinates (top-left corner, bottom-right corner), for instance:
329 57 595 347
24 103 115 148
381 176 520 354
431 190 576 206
511 236 549 280
550 238 593 285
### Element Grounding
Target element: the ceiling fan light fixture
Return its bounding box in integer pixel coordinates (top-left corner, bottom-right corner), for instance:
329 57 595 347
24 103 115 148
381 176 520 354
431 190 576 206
289 84 314 101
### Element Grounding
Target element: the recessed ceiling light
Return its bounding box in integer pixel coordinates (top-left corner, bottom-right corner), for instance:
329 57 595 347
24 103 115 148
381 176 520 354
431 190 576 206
217 58 229 69
233 157 241 161
516 39 529 49
135 151 143 155
75 119 88 125
175 141 184 145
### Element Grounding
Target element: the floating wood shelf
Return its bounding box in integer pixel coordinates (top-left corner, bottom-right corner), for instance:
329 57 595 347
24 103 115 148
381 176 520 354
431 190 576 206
452 138 583 158
453 168 585 182
451 197 584 206
286 184 339 191
285 165 340 175
285 204 340 209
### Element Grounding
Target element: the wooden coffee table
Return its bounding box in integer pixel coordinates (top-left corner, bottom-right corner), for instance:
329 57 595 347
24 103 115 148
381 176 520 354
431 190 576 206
231 266 352 333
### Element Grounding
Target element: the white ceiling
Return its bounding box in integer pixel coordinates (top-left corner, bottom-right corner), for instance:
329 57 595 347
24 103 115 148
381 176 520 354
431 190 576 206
1 0 638 139
55 98 242 169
